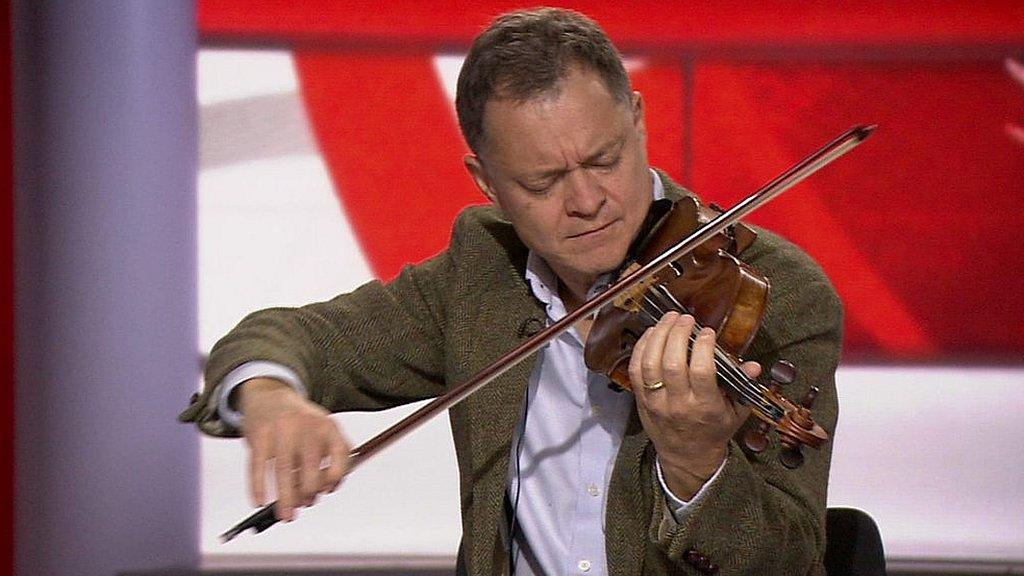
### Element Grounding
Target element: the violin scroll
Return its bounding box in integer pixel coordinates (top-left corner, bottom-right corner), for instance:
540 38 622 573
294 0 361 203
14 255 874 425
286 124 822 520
777 386 826 469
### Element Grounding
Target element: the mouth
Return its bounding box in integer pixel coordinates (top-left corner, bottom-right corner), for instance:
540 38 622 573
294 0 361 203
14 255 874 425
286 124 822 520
567 220 617 239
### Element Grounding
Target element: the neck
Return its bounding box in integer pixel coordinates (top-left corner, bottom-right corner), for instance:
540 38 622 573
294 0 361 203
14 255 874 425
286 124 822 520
558 278 590 313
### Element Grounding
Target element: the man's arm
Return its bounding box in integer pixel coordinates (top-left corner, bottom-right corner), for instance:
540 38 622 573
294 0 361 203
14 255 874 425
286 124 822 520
179 243 456 520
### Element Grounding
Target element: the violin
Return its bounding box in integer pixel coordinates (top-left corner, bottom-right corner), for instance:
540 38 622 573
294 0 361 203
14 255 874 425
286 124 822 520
584 194 826 468
220 124 875 541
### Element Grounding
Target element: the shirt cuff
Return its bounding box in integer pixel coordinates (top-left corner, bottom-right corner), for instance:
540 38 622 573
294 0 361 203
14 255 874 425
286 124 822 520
216 361 306 429
655 456 726 525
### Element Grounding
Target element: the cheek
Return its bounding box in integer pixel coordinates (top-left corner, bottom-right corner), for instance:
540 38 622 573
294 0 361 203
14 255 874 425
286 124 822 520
506 200 561 246
607 171 648 210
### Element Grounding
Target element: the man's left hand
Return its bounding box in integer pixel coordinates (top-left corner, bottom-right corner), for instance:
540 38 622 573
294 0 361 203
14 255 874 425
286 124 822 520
628 311 761 500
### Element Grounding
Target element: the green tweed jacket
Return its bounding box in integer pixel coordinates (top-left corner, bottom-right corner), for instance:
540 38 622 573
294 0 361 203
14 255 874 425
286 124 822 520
180 174 843 576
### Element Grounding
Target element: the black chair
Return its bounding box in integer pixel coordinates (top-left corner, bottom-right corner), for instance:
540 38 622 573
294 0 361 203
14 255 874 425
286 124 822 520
825 507 887 576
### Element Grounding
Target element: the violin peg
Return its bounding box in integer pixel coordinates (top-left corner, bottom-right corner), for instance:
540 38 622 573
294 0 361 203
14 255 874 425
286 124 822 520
779 446 805 469
743 421 771 453
769 360 796 387
800 386 819 409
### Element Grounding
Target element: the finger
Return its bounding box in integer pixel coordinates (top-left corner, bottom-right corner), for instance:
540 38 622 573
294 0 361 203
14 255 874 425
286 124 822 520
322 426 350 493
687 326 719 402
299 436 322 507
1007 123 1024 146
628 324 654 392
707 360 760 421
728 361 762 418
273 429 298 521
661 313 696 392
1006 57 1024 88
247 432 270 507
639 312 680 388
740 360 762 380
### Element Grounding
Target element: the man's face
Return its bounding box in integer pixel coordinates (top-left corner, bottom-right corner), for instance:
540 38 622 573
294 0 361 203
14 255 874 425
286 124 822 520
465 66 652 297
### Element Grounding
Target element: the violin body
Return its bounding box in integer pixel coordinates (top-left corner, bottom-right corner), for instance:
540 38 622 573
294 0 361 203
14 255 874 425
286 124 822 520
585 196 769 392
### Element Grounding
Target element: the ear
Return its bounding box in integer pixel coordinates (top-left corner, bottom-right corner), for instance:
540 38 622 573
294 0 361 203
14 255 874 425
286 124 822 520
631 91 646 131
464 154 503 210
631 91 649 147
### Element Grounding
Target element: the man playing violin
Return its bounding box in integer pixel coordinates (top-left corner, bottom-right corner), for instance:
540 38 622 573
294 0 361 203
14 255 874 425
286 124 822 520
181 7 843 576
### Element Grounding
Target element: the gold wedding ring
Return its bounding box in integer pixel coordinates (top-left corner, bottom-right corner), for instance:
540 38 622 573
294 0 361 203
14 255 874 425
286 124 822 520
642 380 665 391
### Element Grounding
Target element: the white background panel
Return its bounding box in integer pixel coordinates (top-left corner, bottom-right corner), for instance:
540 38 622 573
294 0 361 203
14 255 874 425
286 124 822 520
830 367 1024 561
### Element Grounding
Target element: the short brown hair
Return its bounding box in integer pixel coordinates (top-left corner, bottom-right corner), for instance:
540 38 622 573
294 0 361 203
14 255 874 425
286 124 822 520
455 7 631 154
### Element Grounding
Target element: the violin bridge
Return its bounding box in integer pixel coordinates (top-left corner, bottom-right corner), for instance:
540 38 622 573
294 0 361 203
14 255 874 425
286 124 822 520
613 263 658 313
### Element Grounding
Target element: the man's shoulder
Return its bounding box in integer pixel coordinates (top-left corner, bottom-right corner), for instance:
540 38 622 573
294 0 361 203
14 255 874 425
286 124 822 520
455 202 509 229
442 203 530 280
451 203 526 251
743 226 833 292
742 225 845 347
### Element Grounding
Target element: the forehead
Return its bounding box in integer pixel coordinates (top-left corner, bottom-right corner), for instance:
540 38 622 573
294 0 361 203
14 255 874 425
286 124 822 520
479 68 631 168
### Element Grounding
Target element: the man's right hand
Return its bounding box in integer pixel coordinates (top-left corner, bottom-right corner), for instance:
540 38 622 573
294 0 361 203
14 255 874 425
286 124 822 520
237 377 352 521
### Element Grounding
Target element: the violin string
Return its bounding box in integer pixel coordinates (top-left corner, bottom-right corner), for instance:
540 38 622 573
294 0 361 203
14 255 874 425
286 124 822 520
635 299 768 414
634 296 778 418
637 291 757 394
636 290 783 420
648 285 774 397
645 287 759 392
637 294 754 398
646 283 777 404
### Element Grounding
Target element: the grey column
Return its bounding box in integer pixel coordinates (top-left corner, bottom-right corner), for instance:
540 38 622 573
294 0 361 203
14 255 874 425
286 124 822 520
15 2 198 575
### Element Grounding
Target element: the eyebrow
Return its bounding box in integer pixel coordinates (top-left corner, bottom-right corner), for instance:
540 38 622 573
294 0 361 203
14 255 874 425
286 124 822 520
524 135 626 182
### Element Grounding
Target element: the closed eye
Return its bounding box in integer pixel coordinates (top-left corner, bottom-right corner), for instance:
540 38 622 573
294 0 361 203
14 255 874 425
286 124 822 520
520 175 560 194
521 181 554 194
588 154 621 169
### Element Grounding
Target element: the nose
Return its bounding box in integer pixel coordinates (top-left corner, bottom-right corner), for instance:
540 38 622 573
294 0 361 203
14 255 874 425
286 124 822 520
563 169 605 218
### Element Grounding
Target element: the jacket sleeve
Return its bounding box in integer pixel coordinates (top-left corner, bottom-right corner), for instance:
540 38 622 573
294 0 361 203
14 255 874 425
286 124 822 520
178 233 457 438
648 231 844 576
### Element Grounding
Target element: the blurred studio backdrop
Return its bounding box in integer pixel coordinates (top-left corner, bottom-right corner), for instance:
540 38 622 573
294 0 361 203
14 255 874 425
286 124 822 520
10 2 1024 575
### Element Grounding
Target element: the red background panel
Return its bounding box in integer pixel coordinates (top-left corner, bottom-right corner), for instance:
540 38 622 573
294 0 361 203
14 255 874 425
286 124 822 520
690 63 1024 361
199 1 1024 50
295 52 482 277
199 1 1024 362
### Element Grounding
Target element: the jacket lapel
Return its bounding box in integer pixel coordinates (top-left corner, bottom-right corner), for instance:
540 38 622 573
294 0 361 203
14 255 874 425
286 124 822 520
606 407 652 576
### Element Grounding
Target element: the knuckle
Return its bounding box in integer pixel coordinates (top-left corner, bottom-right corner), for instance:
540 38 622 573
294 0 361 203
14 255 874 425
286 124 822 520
628 364 643 382
662 358 687 375
689 362 715 381
274 455 292 472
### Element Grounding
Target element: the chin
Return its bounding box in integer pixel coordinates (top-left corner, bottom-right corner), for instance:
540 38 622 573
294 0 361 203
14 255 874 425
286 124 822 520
584 252 629 278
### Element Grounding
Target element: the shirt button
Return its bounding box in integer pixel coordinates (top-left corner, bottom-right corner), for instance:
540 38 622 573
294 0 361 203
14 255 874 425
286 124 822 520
578 559 591 572
587 484 600 497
